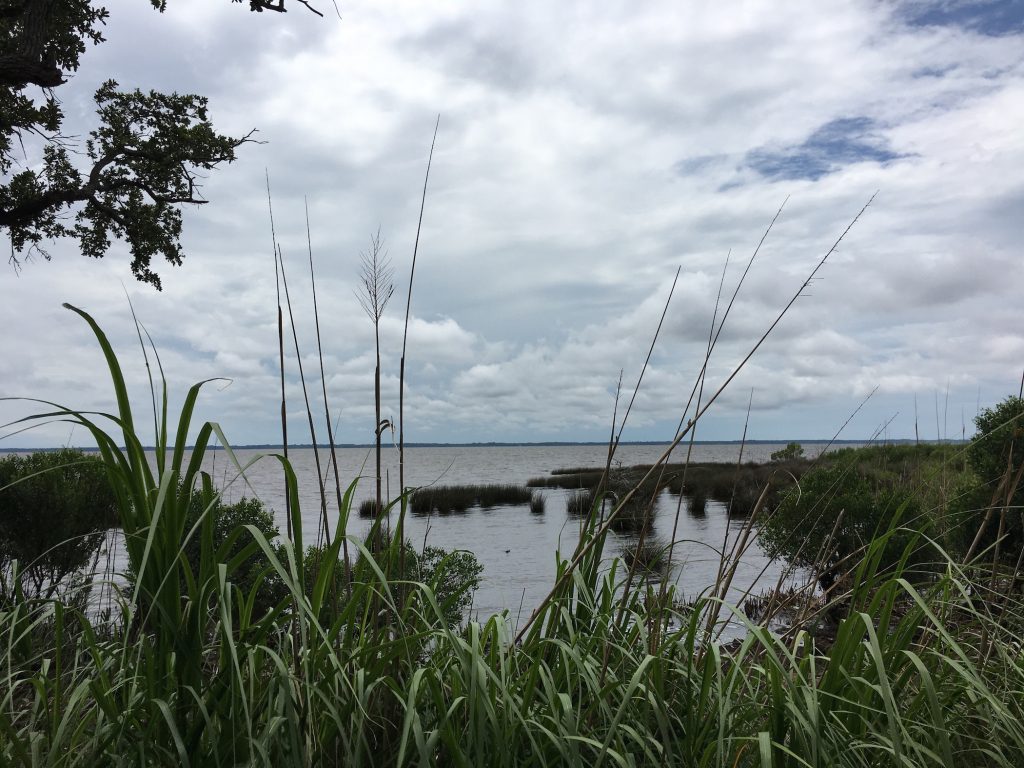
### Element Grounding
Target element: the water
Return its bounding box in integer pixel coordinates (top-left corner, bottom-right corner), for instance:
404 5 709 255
138 441 831 631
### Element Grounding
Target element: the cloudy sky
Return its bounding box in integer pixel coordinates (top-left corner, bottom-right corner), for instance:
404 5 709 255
2 0 1023 448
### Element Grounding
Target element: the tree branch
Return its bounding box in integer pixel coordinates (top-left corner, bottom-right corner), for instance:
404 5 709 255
0 0 64 89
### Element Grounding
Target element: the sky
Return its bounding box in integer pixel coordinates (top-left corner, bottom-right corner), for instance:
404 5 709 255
1 0 1023 448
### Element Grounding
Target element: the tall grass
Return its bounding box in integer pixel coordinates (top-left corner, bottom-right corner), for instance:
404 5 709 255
4 344 1024 766
5 224 1024 763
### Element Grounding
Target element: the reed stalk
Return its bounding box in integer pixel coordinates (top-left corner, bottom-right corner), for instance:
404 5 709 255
398 116 439 585
4 302 1024 766
305 198 352 594
267 172 292 540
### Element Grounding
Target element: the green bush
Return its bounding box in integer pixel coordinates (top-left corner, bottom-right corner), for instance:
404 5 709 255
0 449 117 601
180 495 289 617
970 396 1024 481
417 545 483 626
950 396 1024 562
759 455 926 589
124 493 289 620
166 495 485 629
310 536 484 628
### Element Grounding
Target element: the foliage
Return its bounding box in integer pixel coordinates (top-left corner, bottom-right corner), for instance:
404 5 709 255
0 448 116 601
771 441 805 461
758 445 941 588
232 0 332 14
416 545 483 626
144 493 289 619
0 1 253 288
950 395 1024 562
970 396 1024 481
305 538 483 629
5 309 1024 765
180 495 279 569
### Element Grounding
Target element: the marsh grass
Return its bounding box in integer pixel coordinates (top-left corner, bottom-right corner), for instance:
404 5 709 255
688 489 707 515
529 492 545 514
565 489 593 518
542 460 811 516
7 200 1024 764
409 483 534 515
620 535 671 577
358 498 383 518
526 470 605 489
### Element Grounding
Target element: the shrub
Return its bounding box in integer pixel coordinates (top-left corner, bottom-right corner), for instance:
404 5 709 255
416 546 484 627
308 537 484 628
970 396 1024 481
0 449 117 601
758 456 926 590
128 493 289 619
199 496 288 611
950 396 1024 562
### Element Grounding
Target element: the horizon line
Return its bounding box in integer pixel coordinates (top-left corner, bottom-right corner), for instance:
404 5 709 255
0 438 964 452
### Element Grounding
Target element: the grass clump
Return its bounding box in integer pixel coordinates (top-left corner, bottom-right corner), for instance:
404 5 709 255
620 535 671 577
539 460 810 517
409 483 533 514
529 492 545 514
688 489 707 515
358 498 385 518
565 489 593 518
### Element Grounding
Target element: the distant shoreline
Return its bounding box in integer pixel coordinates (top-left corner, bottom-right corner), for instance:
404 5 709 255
0 439 962 453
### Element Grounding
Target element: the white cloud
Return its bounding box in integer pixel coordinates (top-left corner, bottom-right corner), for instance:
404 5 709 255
3 0 1023 447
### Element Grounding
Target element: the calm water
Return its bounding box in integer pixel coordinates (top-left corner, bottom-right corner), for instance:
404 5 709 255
115 442 835 633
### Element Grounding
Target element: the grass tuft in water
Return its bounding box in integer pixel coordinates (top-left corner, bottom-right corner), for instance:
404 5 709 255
409 483 533 514
529 492 545 514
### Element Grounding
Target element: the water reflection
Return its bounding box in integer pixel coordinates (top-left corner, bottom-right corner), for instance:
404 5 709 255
96 443 830 633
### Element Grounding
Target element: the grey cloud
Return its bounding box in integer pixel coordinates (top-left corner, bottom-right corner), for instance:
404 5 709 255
403 19 538 93
3 0 1023 448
